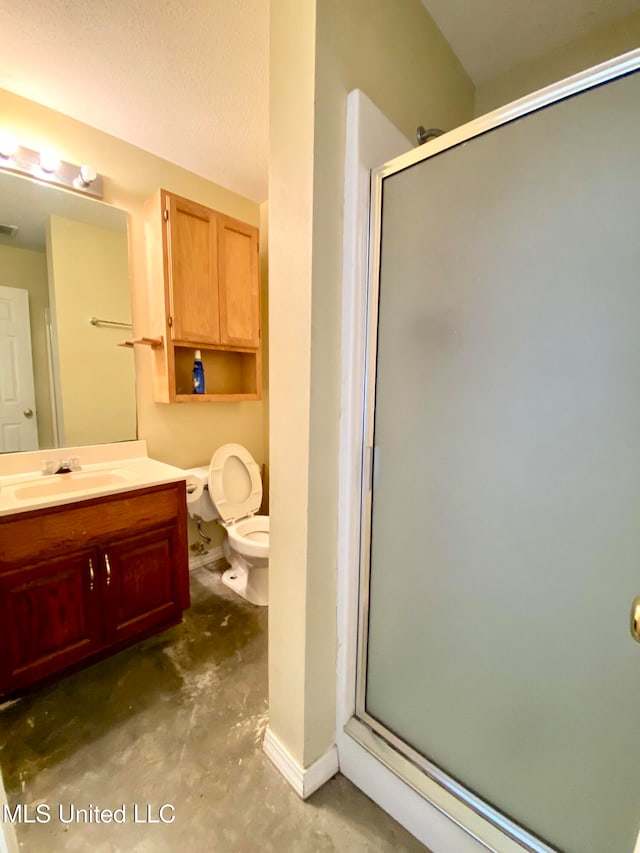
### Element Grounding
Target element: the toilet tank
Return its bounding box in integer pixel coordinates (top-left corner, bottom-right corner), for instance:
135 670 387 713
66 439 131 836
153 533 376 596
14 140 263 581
183 467 218 522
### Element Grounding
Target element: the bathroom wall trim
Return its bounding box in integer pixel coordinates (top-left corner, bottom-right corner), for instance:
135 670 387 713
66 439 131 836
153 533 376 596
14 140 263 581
263 727 339 799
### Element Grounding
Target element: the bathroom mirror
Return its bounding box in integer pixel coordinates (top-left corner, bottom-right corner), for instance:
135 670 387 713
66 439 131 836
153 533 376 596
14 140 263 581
0 170 137 453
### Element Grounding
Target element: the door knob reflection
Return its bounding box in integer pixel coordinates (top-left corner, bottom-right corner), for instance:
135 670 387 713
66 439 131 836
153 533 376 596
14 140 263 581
630 597 640 643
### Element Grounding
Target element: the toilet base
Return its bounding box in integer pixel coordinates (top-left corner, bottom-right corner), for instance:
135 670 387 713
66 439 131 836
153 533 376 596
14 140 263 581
221 549 268 607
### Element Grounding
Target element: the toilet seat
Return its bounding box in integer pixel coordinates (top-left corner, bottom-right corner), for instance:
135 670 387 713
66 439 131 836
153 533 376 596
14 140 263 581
227 515 270 559
208 443 262 523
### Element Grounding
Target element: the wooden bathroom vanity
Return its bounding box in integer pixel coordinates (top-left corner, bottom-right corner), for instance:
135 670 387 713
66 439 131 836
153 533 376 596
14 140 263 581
0 463 189 697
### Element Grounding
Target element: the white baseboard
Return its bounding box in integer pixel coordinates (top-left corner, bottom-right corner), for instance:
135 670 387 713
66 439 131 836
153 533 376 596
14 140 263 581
263 727 339 799
189 547 225 572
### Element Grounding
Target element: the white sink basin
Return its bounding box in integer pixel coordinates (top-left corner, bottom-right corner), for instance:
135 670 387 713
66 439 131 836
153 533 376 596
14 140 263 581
12 469 138 500
0 445 187 517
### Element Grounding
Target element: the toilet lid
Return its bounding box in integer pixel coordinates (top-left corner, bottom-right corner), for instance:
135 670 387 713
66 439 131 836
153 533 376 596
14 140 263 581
208 443 262 523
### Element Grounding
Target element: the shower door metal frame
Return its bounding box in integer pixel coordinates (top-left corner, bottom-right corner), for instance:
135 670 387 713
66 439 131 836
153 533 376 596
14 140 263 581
351 48 640 853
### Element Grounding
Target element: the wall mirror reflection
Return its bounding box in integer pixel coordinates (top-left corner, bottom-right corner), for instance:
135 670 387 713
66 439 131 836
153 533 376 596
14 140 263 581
0 170 137 453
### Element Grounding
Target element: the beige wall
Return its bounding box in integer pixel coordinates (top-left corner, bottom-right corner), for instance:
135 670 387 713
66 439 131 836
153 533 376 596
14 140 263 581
269 0 317 765
475 11 640 116
0 87 266 481
0 243 54 448
316 0 473 141
269 0 474 767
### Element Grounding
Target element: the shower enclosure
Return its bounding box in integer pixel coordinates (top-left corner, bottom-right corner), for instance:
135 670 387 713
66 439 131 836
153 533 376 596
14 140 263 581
340 51 640 853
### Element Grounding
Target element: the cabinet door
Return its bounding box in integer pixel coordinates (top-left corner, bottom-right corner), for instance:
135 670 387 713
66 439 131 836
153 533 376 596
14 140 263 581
0 549 102 692
101 525 185 645
217 215 260 348
166 192 220 344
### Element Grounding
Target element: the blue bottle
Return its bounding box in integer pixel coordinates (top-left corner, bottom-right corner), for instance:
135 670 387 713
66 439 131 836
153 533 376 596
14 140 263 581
192 350 205 394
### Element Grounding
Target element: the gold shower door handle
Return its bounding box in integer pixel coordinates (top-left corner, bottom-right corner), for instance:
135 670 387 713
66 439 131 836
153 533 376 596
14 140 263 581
104 553 111 586
630 597 640 643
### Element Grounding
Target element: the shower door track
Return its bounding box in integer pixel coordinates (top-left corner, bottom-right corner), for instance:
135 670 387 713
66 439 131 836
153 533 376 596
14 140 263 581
350 47 640 853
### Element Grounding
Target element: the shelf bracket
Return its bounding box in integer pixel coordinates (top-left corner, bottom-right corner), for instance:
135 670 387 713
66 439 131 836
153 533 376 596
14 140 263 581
117 336 164 349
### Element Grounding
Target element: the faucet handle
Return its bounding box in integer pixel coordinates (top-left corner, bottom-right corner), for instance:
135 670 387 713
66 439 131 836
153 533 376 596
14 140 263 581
41 459 56 475
69 456 81 471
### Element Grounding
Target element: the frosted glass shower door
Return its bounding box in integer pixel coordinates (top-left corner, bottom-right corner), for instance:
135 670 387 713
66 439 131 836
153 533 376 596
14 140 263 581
362 69 640 853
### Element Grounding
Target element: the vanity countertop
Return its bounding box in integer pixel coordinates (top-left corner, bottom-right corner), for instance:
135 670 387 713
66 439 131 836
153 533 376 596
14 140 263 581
0 440 187 517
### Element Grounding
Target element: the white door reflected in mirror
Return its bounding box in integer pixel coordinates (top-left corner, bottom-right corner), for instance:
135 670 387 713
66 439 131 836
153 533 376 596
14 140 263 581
0 285 38 451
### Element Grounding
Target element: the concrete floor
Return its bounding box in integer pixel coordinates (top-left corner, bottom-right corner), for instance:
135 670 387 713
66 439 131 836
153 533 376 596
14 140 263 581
0 565 427 853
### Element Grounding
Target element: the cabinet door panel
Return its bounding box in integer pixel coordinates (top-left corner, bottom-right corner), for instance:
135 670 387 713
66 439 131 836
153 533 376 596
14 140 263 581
0 550 101 691
102 526 184 644
218 216 259 347
167 194 220 344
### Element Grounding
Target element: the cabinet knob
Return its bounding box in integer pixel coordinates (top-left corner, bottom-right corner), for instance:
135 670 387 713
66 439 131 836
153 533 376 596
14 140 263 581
104 553 111 586
88 558 95 591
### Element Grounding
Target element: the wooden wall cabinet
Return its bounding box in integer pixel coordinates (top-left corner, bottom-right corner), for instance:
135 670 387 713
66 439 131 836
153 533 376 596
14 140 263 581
137 189 261 402
0 482 189 696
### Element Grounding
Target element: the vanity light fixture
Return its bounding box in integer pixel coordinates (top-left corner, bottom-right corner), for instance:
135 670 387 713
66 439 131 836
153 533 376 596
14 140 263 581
0 133 103 199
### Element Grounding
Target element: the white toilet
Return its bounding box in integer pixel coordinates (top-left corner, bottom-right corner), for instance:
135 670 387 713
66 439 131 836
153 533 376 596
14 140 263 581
185 444 269 606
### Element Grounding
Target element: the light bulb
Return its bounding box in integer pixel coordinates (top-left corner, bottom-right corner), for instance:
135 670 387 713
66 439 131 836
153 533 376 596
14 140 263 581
0 131 18 159
39 149 60 173
79 164 97 186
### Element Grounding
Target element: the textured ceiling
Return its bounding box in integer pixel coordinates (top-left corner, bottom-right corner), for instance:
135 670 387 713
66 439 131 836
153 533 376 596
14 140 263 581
0 0 269 202
422 0 640 84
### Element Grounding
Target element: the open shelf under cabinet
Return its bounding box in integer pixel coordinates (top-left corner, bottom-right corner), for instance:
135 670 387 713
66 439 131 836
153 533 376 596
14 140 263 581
173 345 260 401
